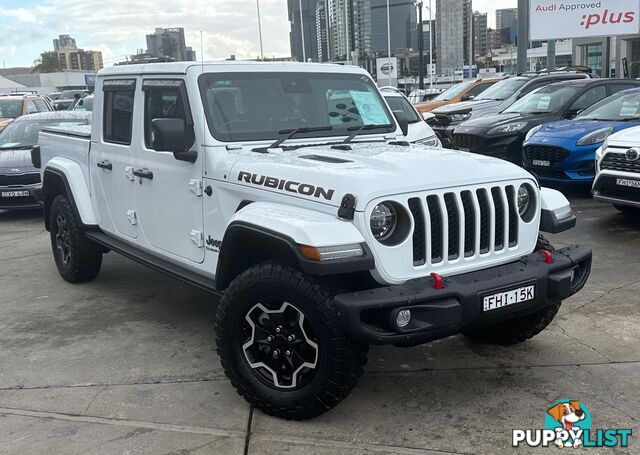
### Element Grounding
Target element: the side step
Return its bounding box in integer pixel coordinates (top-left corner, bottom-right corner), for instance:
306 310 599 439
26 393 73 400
85 231 219 295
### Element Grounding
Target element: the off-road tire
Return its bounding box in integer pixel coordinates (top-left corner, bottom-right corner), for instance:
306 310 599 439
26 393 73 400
50 195 102 283
463 235 560 345
614 204 640 217
215 262 368 420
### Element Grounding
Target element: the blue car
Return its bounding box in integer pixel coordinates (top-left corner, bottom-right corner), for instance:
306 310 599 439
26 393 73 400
522 88 640 184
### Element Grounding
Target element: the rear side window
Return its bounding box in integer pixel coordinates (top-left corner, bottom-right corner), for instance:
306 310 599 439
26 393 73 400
569 85 607 112
103 79 136 145
608 84 639 96
142 79 194 149
34 99 48 111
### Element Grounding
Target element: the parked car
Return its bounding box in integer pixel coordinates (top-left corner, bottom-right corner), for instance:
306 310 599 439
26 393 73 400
451 79 640 164
47 92 62 101
380 87 440 146
523 88 640 184
0 111 89 210
72 94 94 112
414 78 502 115
430 73 592 148
593 125 640 215
36 61 591 420
408 88 443 104
52 90 90 111
0 95 55 132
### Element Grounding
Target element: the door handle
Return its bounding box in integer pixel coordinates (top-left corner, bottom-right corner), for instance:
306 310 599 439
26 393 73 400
133 168 154 180
96 160 112 170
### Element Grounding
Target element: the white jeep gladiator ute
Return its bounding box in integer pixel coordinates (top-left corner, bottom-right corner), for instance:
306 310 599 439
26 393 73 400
34 62 592 420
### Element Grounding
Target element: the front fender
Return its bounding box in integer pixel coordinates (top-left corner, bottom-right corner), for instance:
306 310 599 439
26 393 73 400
539 187 576 234
44 157 97 227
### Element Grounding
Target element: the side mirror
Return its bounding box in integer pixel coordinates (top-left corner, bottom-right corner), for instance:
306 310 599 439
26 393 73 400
422 112 435 122
31 145 41 169
392 110 409 136
564 109 582 119
151 118 196 162
461 93 475 101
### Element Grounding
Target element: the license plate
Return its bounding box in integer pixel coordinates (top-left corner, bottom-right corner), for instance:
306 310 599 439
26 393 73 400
616 178 640 189
483 285 535 312
458 147 470 152
533 159 551 167
1 190 29 198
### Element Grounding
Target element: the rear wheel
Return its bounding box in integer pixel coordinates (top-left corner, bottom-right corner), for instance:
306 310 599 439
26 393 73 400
215 262 368 420
49 195 103 283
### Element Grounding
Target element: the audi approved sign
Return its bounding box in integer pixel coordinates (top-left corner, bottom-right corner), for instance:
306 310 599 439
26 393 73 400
529 0 640 40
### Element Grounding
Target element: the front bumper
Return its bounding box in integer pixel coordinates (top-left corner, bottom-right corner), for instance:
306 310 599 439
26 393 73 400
523 144 597 183
334 245 591 345
593 174 640 208
451 130 525 163
0 186 44 210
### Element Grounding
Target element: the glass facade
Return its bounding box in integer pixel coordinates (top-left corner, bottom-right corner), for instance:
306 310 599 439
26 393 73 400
583 43 603 77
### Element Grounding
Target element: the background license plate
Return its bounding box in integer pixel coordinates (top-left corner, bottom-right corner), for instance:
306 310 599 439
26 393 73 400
616 178 640 189
458 147 470 152
1 191 29 197
533 159 550 167
483 285 535 312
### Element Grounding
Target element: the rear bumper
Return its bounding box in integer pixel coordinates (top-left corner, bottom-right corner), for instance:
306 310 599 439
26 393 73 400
334 245 591 345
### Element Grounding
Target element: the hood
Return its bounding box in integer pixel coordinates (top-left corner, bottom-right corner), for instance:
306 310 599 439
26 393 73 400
607 125 640 146
433 99 498 115
0 147 35 173
532 119 640 140
229 142 534 210
415 100 452 113
460 111 558 132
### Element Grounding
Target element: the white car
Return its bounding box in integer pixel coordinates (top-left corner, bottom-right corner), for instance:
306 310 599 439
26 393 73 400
593 126 640 215
35 61 591 420
380 86 440 146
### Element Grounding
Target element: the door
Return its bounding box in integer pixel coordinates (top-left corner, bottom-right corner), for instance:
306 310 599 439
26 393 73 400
135 78 204 263
90 78 139 239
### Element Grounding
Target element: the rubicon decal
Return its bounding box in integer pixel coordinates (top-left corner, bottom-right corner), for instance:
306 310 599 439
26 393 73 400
237 171 335 201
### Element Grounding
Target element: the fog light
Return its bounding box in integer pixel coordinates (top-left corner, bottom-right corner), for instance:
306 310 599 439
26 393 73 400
396 309 412 328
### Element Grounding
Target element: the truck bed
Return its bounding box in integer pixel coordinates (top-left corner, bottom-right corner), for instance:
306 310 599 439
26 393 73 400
39 125 92 184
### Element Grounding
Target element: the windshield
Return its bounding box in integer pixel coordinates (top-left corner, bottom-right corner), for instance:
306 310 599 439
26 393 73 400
59 90 87 100
198 72 395 142
578 91 640 121
0 99 23 119
476 79 527 101
0 119 88 149
504 86 580 114
73 97 93 112
384 95 421 123
432 81 474 101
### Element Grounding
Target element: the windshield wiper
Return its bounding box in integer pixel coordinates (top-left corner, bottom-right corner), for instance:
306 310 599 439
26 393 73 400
267 126 334 150
342 123 393 144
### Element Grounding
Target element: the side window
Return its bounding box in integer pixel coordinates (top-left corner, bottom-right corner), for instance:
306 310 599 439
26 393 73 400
466 82 492 98
103 79 136 145
609 84 637 96
142 79 194 149
34 99 48 111
26 100 38 114
520 81 543 96
569 86 607 112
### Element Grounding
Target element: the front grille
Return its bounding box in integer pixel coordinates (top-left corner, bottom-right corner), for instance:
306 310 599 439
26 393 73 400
523 145 570 166
0 173 40 187
409 185 519 265
452 133 483 152
433 114 451 127
601 152 640 174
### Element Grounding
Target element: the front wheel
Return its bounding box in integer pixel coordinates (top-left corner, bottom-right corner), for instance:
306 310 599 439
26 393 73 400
215 262 368 420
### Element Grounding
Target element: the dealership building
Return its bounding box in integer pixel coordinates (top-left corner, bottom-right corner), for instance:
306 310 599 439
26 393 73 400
572 35 640 78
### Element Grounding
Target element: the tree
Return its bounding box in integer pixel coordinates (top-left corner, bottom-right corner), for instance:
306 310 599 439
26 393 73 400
32 51 61 73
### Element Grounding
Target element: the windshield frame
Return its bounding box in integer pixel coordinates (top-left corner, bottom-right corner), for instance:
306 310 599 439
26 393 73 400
197 71 396 143
475 78 528 101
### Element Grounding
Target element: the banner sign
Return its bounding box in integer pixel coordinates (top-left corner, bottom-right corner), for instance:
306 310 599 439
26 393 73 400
529 0 640 40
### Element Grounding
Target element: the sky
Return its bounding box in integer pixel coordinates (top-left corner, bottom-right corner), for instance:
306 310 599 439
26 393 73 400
0 0 516 68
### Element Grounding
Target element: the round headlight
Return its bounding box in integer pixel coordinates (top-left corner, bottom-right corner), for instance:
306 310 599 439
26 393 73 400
517 184 532 217
370 203 397 241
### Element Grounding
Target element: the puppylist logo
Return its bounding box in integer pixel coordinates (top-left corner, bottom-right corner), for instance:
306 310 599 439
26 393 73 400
512 399 633 448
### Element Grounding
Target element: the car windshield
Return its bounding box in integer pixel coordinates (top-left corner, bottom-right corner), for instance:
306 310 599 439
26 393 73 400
198 72 395 142
0 119 88 149
384 95 421 123
73 97 93 112
59 90 87 100
578 91 640 121
432 81 474 101
504 86 580 114
0 99 23 119
476 79 527 101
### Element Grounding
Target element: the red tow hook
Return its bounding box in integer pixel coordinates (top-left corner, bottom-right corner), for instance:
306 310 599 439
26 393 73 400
540 249 554 264
430 272 444 289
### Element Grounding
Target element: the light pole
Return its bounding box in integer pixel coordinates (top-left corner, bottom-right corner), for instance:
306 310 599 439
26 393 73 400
299 0 306 62
415 0 424 89
386 0 392 86
256 0 265 60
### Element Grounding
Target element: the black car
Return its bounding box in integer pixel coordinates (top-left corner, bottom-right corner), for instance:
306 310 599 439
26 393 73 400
430 73 592 147
0 111 90 210
451 79 640 164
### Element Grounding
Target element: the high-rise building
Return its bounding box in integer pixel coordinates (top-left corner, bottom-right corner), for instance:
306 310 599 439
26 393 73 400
289 0 319 62
463 0 472 65
316 0 330 61
487 28 499 51
52 34 103 71
473 12 488 58
436 0 467 75
370 0 416 55
328 0 371 61
146 28 196 62
496 8 518 46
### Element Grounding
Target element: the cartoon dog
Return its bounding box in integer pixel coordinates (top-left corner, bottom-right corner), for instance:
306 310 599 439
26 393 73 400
547 401 586 448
